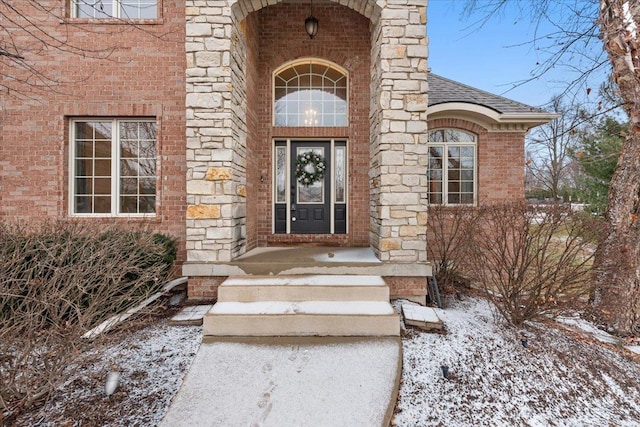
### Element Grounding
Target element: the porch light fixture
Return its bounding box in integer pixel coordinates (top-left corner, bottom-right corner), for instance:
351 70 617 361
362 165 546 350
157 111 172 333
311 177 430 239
305 0 318 39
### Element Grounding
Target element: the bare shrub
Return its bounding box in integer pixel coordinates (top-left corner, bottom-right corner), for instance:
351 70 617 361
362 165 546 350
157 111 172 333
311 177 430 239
426 204 478 295
463 203 598 325
0 221 176 421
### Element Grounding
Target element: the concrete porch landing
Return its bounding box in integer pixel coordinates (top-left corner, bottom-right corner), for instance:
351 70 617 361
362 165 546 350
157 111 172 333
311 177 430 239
182 246 432 277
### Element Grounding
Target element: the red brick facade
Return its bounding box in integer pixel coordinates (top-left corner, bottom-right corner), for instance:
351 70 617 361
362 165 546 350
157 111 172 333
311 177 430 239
1 1 532 296
427 118 527 204
1 1 187 260
245 4 371 249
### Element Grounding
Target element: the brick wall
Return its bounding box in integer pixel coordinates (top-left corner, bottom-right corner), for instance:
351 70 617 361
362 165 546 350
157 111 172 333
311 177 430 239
253 4 372 247
0 1 187 261
427 118 526 203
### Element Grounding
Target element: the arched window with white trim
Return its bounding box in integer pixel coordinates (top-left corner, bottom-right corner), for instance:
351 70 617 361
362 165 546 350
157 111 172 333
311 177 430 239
427 129 477 205
273 60 348 127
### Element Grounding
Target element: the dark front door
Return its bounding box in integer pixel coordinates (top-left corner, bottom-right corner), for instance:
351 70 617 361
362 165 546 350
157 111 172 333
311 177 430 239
290 141 331 233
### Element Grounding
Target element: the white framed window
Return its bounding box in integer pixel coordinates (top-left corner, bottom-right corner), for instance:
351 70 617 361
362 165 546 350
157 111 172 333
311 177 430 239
427 129 477 205
70 119 157 216
273 59 348 127
72 0 158 19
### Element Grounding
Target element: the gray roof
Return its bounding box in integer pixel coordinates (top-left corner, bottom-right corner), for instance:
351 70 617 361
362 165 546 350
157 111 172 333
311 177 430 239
428 73 548 115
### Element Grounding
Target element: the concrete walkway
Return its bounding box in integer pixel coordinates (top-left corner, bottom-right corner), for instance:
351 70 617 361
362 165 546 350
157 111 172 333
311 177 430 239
160 336 402 427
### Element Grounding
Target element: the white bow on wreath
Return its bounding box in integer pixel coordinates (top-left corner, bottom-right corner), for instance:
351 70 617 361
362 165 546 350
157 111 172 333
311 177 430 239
295 151 326 186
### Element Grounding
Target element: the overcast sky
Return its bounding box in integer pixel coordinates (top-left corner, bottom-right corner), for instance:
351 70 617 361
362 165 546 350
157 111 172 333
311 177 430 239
427 0 609 109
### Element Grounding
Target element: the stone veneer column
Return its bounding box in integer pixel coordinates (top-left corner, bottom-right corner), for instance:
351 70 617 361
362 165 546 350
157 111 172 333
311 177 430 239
370 0 428 263
185 1 247 263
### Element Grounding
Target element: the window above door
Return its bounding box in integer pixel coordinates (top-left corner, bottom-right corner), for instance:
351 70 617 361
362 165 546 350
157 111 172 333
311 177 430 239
273 59 348 128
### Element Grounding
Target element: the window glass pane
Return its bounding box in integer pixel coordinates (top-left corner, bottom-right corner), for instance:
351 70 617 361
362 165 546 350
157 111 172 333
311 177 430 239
71 119 156 215
75 196 91 213
461 157 474 169
448 194 460 204
427 145 444 204
137 158 156 176
275 146 287 203
121 1 157 18
75 178 92 194
94 196 111 213
120 159 137 176
429 129 476 143
94 178 111 194
460 193 474 204
278 67 297 82
120 178 138 195
460 146 474 157
73 121 113 214
120 196 138 213
461 182 474 193
75 159 93 177
75 0 113 18
118 122 157 214
139 178 156 195
445 129 475 142
298 182 323 203
427 132 476 205
448 169 460 181
94 159 111 175
139 196 156 213
335 146 346 203
121 141 138 158
297 148 324 203
94 141 111 158
274 62 347 127
427 130 444 142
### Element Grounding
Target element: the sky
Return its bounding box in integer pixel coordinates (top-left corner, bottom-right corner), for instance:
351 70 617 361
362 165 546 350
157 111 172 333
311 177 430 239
427 0 609 109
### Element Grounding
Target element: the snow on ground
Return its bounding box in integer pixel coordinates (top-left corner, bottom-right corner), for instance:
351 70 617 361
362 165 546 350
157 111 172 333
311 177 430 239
14 321 202 427
12 298 640 427
160 337 399 427
394 298 640 427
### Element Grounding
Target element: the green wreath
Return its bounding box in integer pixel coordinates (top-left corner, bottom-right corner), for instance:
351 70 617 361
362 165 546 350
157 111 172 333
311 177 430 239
295 151 326 186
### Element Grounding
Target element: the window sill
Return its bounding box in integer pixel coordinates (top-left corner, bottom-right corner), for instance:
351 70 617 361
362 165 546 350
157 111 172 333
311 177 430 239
62 18 164 26
69 213 158 219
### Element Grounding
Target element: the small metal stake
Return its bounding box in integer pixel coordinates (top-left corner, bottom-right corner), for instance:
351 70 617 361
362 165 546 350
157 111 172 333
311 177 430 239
441 365 450 379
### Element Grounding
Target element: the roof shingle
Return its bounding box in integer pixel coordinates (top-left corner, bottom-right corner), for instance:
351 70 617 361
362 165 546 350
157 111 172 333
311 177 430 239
428 73 548 115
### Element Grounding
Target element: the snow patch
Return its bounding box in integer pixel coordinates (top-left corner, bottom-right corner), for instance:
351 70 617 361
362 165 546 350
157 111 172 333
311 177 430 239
210 300 395 315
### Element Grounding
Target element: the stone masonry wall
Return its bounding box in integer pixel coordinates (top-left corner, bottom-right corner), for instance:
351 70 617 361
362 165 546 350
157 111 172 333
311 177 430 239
185 1 248 263
185 0 428 264
369 1 429 263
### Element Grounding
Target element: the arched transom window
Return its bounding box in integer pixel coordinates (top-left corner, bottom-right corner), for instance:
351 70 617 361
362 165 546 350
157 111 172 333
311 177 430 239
427 129 477 205
274 60 348 127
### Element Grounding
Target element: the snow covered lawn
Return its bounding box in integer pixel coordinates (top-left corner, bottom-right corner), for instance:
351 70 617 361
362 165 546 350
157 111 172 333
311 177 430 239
394 298 640 426
12 297 640 426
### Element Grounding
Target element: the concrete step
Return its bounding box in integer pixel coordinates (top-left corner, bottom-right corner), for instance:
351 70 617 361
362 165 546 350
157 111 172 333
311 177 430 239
217 275 389 303
203 301 400 337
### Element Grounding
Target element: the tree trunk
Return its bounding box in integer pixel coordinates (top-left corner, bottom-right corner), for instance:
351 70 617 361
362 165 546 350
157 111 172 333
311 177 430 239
592 0 640 335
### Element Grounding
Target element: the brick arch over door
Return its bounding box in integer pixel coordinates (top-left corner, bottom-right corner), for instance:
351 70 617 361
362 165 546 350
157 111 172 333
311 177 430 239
229 0 382 24
428 118 526 203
